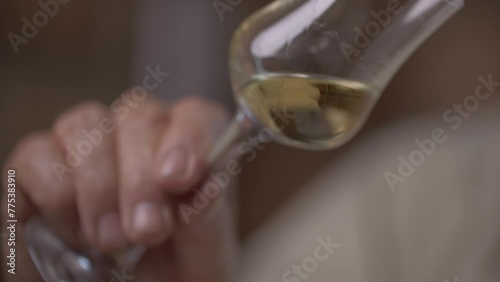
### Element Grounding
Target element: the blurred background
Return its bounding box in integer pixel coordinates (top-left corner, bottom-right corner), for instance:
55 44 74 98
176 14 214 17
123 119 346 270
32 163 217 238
1 0 500 280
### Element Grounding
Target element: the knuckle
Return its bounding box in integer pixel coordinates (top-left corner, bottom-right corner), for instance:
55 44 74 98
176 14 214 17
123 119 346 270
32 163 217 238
8 132 51 167
5 134 74 213
53 100 109 137
116 96 166 125
175 96 230 121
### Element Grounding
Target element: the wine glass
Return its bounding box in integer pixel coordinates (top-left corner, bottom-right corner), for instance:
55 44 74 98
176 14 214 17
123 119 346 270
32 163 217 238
26 0 464 281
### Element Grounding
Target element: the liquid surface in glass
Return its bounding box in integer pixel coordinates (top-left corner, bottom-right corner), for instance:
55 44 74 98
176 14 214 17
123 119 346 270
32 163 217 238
238 74 378 149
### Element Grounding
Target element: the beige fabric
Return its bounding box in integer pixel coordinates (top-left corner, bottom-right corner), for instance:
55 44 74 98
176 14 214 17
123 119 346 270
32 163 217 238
238 102 500 282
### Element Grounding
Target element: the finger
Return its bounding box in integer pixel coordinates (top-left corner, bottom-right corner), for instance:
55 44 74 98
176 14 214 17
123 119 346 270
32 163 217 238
2 150 45 282
5 132 79 243
53 101 126 252
135 164 239 282
116 97 174 246
154 96 230 194
3 158 36 224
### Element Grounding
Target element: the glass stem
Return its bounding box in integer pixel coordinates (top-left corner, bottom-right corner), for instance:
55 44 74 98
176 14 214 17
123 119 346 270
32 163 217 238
208 109 255 165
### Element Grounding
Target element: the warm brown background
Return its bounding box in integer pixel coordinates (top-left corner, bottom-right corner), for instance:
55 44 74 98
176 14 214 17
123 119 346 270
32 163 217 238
1 0 499 247
1 0 135 164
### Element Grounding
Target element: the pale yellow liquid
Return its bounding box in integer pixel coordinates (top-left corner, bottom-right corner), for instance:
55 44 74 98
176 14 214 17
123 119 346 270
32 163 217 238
237 74 377 149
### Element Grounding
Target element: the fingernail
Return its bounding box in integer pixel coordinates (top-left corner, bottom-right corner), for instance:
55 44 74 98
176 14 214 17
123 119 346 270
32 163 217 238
133 202 163 235
160 148 188 179
98 212 127 251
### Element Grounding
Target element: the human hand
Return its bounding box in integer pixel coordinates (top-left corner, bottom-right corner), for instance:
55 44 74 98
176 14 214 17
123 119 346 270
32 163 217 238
2 96 239 282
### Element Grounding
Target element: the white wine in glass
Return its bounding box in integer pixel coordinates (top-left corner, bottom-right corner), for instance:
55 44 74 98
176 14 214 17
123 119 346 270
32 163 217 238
238 73 377 149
